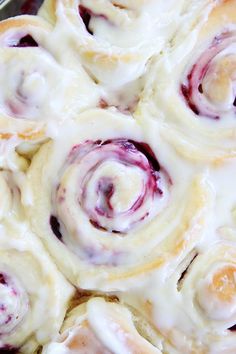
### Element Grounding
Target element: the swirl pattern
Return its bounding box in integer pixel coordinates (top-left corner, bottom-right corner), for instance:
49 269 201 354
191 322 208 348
42 297 162 354
0 14 99 165
181 31 236 119
55 138 167 234
0 1 234 353
39 0 188 88
142 0 236 162
0 272 28 339
25 109 212 290
0 173 74 353
145 239 236 353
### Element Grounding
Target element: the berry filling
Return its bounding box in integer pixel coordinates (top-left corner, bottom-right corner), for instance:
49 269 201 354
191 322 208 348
0 272 28 336
0 346 18 354
181 81 200 116
73 139 162 232
53 139 170 241
20 0 44 15
0 274 7 285
50 215 63 241
79 5 109 35
10 35 38 48
79 5 93 35
228 324 236 331
181 32 236 119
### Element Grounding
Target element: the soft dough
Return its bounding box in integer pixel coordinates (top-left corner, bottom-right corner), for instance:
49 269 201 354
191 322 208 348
143 239 236 354
140 0 236 162
0 172 74 353
42 297 162 354
38 0 207 88
25 108 213 291
0 14 99 166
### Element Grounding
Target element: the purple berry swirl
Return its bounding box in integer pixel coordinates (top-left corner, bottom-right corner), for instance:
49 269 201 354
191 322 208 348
181 31 236 119
50 138 170 265
0 271 28 350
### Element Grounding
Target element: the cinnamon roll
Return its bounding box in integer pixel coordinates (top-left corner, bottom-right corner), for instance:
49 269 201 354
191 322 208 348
42 297 162 354
147 239 236 354
38 0 192 88
0 15 98 162
25 109 213 291
0 172 74 353
0 1 233 353
143 0 236 162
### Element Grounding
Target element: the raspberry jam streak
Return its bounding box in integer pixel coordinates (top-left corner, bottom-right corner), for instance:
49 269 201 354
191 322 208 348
21 0 44 15
181 32 236 119
79 5 109 35
10 35 38 48
0 273 28 338
51 139 170 240
0 346 19 353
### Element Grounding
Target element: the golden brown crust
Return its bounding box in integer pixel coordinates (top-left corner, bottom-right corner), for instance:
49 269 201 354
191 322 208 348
200 0 236 38
0 14 52 34
0 15 51 145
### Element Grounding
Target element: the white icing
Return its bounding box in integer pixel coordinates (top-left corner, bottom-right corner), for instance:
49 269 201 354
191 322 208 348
43 298 161 354
39 0 191 88
0 47 97 122
84 0 183 48
0 174 74 352
0 269 28 336
196 264 236 321
1 1 236 354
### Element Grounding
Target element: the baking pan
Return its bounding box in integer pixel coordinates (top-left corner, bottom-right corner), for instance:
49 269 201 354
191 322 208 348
0 0 43 20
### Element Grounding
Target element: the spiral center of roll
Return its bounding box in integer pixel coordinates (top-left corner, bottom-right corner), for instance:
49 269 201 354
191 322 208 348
1 58 48 119
55 139 169 236
181 32 236 119
78 140 164 233
202 54 236 109
197 265 236 321
0 272 28 335
86 161 144 216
